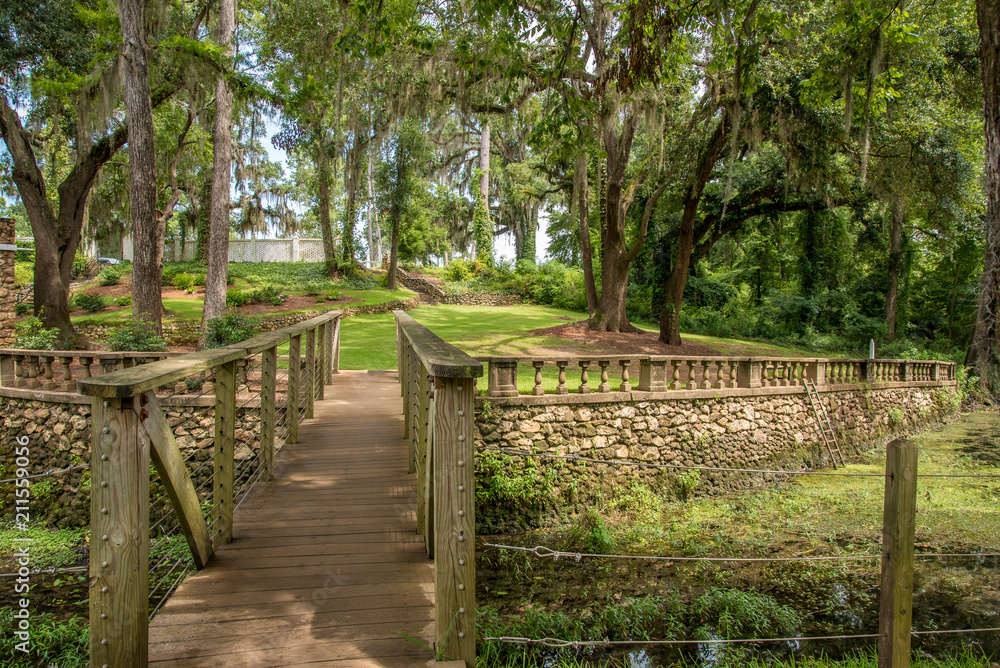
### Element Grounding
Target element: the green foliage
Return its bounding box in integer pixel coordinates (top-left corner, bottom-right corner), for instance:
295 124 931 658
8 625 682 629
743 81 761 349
72 291 105 313
0 521 87 569
14 302 30 316
475 450 555 508
13 262 32 287
112 295 132 308
225 288 251 307
472 197 494 264
568 509 616 554
172 272 196 290
0 611 88 668
97 265 125 286
14 317 59 350
205 313 260 348
106 318 167 352
692 587 800 640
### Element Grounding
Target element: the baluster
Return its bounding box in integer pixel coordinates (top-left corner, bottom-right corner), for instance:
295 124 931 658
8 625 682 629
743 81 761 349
788 361 800 386
14 354 26 388
27 355 40 388
59 355 74 391
78 356 94 380
701 360 712 389
686 360 697 390
556 360 568 395
121 357 134 370
578 361 591 394
598 360 611 393
619 360 631 391
670 359 681 390
715 361 728 389
759 360 769 387
775 361 787 387
729 360 739 388
532 361 545 396
41 356 56 390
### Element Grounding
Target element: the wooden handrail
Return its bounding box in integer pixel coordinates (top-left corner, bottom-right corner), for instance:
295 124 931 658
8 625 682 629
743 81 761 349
84 309 342 668
394 311 481 667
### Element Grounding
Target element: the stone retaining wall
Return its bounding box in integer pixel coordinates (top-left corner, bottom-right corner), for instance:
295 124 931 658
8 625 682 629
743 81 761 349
474 384 960 531
0 395 264 528
395 268 521 307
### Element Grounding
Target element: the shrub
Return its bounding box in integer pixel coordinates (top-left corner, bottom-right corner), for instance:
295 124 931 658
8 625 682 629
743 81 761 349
172 272 195 291
97 266 124 286
225 288 251 308
73 292 105 313
112 295 132 308
107 318 167 352
15 302 30 316
14 262 32 287
249 284 283 306
205 313 260 348
14 317 59 350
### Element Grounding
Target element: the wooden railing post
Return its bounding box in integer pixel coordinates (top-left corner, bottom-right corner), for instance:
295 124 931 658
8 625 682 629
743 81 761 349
288 334 301 444
305 328 316 419
433 376 476 666
331 315 341 375
879 438 918 668
213 360 237 547
316 322 327 400
89 395 149 668
262 346 277 480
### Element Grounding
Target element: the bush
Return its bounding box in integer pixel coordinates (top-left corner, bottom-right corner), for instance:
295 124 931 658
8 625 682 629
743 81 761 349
205 313 260 348
106 318 167 352
225 288 251 308
249 284 284 306
15 302 30 316
14 317 59 350
173 272 195 291
97 266 124 286
14 262 33 287
73 292 105 313
112 295 132 308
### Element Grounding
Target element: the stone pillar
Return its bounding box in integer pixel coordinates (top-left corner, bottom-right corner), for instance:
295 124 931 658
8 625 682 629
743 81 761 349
487 358 519 397
291 236 300 262
0 218 17 347
638 358 668 392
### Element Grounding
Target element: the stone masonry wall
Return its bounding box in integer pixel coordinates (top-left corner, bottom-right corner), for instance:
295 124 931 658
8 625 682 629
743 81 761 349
395 268 522 307
474 384 960 530
0 396 263 528
0 217 17 347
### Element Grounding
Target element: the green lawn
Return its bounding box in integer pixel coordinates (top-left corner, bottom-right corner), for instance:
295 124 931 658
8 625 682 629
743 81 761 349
338 303 842 373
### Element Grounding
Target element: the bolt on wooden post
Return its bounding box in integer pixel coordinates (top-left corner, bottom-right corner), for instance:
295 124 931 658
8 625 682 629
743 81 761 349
879 438 918 668
89 396 149 668
433 376 476 666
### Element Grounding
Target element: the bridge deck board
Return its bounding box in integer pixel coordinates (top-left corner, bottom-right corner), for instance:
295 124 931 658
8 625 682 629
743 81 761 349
148 370 435 667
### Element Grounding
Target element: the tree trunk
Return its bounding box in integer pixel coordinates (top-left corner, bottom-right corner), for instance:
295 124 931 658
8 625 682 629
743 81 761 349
473 121 493 263
659 116 731 345
388 214 400 292
121 0 162 333
342 138 364 265
316 145 337 275
201 0 235 336
968 0 1000 391
886 195 904 341
575 153 599 315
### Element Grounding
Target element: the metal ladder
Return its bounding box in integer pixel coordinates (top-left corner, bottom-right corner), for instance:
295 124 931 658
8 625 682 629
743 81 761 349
803 378 846 469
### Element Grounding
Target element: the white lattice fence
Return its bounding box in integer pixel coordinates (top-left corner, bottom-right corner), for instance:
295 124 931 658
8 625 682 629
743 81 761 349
162 238 323 263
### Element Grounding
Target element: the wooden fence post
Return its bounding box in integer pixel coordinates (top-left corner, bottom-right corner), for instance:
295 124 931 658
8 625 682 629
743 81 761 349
433 376 476 666
262 346 277 480
213 360 237 547
316 322 327 400
89 396 149 667
331 315 341 375
305 328 316 419
288 334 301 444
879 438 918 668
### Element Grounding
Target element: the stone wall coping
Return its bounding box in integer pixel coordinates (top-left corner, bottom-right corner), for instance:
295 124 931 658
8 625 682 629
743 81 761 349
475 379 957 406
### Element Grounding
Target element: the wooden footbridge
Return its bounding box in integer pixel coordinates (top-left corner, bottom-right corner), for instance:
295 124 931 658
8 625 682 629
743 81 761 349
77 311 480 667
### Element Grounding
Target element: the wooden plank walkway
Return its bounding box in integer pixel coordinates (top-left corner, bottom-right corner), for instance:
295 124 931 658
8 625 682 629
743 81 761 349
148 370 436 667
